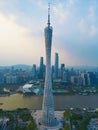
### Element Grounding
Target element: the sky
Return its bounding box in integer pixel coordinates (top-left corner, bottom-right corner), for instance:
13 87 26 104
0 0 98 66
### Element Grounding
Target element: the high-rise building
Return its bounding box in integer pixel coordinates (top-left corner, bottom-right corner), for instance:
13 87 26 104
41 4 59 128
60 64 65 80
51 65 55 79
81 73 90 86
39 57 44 79
6 75 17 84
31 64 37 80
0 72 4 84
54 53 59 79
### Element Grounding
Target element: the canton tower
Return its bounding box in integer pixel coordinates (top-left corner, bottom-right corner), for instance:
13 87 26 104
41 4 58 127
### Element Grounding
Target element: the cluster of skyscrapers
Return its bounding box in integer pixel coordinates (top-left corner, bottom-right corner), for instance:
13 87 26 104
31 55 98 87
0 59 98 87
31 52 59 80
0 67 30 84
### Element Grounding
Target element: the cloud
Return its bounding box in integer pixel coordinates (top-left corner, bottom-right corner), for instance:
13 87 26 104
67 0 77 6
0 0 98 66
78 19 98 38
0 13 26 41
78 19 87 34
53 3 71 24
35 0 47 9
0 12 45 65
90 25 98 36
52 0 77 24
88 6 96 22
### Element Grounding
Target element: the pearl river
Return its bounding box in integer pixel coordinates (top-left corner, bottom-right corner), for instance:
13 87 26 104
0 93 98 110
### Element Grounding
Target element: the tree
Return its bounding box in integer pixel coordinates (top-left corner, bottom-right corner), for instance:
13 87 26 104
59 128 63 130
63 111 71 120
26 122 37 130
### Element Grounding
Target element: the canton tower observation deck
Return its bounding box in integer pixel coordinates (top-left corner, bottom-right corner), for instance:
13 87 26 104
41 4 59 128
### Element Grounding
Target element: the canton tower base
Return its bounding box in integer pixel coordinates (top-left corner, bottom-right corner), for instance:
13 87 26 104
32 110 63 130
39 122 62 130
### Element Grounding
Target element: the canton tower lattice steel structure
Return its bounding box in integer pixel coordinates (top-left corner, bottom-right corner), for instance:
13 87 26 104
41 4 58 127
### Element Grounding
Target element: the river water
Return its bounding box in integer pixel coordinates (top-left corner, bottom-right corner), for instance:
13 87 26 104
0 94 98 110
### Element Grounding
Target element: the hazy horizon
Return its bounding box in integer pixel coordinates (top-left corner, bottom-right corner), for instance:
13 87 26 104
0 0 98 66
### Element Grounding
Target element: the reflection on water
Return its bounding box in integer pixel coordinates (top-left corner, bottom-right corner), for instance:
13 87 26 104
0 93 98 110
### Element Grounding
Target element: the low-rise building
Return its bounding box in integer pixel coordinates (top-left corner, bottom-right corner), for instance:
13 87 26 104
87 118 98 130
0 117 9 128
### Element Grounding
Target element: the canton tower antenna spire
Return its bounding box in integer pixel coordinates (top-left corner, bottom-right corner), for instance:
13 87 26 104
48 2 50 26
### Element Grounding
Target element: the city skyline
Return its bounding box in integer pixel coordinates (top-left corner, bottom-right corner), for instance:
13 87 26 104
0 0 98 66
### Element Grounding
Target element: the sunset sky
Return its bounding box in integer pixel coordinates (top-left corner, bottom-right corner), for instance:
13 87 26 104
0 0 98 66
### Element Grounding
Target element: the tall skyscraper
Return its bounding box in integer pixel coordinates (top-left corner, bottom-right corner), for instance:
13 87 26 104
41 4 58 127
32 64 37 80
39 57 44 79
54 53 59 79
60 64 65 80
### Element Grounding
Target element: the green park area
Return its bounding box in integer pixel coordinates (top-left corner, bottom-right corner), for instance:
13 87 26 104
1 108 98 130
62 109 98 130
0 108 37 130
